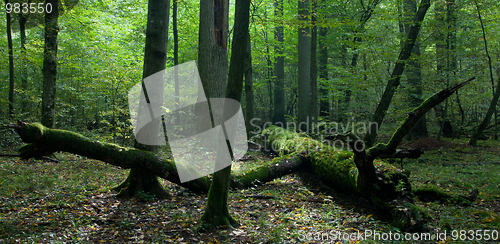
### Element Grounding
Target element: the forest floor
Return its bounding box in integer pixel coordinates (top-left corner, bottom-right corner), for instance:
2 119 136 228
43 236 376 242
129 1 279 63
0 136 499 243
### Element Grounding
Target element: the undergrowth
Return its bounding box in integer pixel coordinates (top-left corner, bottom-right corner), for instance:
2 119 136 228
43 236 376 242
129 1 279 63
0 136 499 243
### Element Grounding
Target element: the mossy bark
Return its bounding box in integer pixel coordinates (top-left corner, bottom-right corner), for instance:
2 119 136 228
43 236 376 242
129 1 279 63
200 0 251 229
9 121 211 194
113 168 170 199
263 125 426 231
368 77 474 159
231 153 305 188
9 121 306 194
200 166 239 228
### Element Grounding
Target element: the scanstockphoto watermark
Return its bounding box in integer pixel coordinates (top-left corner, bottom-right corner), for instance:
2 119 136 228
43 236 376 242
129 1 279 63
249 117 379 152
297 229 496 242
128 61 248 183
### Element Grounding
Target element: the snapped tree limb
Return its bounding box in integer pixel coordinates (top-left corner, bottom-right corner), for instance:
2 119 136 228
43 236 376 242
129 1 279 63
368 77 475 159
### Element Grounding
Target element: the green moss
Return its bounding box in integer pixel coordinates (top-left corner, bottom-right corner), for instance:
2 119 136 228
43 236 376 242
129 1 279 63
232 153 303 188
113 168 170 199
264 126 360 191
15 122 211 193
310 151 359 192
21 123 46 142
375 161 412 198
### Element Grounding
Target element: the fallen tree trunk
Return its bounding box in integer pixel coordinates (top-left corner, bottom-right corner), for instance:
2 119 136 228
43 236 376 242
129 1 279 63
8 121 211 194
8 76 474 230
263 126 426 231
7 121 305 194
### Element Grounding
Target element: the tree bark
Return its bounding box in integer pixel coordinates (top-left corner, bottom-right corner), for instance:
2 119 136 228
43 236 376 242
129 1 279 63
469 0 498 146
244 33 254 137
173 0 180 125
6 0 15 118
198 0 228 100
272 0 286 125
297 0 311 132
41 0 59 128
403 0 427 140
199 0 243 229
9 121 306 193
363 0 430 148
310 0 318 123
318 26 329 117
19 13 28 114
120 0 171 199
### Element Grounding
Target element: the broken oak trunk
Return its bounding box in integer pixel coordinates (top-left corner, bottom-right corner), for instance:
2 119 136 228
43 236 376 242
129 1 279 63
263 125 426 231
8 121 304 195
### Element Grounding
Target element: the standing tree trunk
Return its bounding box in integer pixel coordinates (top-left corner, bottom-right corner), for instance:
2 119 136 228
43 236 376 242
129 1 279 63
201 0 250 228
244 33 254 136
434 0 447 139
403 0 427 140
114 0 171 199
469 0 499 146
19 13 28 114
41 0 59 127
363 0 430 147
198 0 230 228
198 0 228 102
6 0 14 118
318 25 329 117
340 0 382 123
173 0 180 125
297 0 311 132
272 0 285 126
309 0 318 124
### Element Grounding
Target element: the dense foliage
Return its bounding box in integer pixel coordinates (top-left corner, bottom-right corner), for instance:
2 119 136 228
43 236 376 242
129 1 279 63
1 0 500 145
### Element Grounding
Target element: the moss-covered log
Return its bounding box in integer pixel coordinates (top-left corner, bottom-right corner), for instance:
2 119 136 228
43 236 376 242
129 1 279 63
263 125 427 231
8 121 305 194
8 121 210 193
231 153 306 188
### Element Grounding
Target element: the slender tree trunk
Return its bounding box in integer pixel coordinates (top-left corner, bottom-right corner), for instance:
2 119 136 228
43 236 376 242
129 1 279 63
201 0 250 228
403 0 427 140
19 14 28 114
173 0 180 125
342 0 381 122
318 26 329 117
266 41 273 121
363 0 430 147
273 0 285 125
115 0 171 199
338 44 349 122
446 0 458 138
244 33 254 136
6 0 14 118
41 0 59 127
198 0 228 99
297 0 311 132
310 0 318 124
470 0 499 146
434 0 447 138
198 0 230 227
